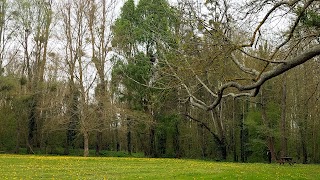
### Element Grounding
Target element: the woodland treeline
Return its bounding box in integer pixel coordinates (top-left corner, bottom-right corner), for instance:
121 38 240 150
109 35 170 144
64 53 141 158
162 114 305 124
0 0 319 163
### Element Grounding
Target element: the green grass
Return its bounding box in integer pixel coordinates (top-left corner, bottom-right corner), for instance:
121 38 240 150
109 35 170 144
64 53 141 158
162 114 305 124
0 154 319 179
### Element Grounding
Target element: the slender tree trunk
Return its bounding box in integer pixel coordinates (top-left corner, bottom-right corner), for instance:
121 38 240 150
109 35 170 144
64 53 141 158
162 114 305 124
0 0 6 76
240 113 245 162
232 98 237 162
300 103 308 164
240 99 249 162
95 95 106 155
199 124 207 158
14 122 20 154
127 118 132 155
300 68 308 164
312 111 319 162
149 125 156 157
280 75 287 157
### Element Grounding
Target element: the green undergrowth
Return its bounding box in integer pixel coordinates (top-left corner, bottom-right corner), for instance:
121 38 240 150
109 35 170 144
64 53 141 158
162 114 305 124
6 148 144 158
0 154 319 179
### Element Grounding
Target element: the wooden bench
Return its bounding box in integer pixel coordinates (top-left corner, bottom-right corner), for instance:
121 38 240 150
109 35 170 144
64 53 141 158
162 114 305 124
279 157 294 165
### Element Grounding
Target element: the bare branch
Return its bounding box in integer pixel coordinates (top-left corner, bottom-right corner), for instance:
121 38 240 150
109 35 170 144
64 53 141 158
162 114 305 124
270 0 315 59
239 49 287 64
241 0 300 48
206 45 320 110
183 113 222 144
230 53 260 76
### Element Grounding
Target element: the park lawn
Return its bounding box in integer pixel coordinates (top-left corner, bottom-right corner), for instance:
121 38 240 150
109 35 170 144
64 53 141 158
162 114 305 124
0 154 319 179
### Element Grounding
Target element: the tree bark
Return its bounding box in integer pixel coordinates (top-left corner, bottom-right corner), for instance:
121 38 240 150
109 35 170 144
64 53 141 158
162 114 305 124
173 121 181 158
83 131 89 157
240 113 245 162
96 131 103 155
127 118 132 155
149 125 156 157
232 98 237 162
280 75 287 157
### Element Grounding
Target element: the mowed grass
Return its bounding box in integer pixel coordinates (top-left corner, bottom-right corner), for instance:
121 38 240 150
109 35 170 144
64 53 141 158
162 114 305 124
0 154 319 179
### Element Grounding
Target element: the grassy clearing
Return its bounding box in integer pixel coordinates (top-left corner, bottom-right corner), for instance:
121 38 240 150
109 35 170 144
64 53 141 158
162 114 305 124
0 154 319 179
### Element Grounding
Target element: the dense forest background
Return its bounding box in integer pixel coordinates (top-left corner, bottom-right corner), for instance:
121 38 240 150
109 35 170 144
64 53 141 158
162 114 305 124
0 0 319 163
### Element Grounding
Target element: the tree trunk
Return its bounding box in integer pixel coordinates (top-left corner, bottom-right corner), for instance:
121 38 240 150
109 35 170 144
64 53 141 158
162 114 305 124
149 125 156 157
95 102 104 155
173 121 181 158
14 123 20 154
65 88 79 155
27 96 37 154
220 137 227 160
300 99 308 164
198 124 207 158
211 109 227 160
232 98 237 162
240 113 245 162
95 131 102 155
185 114 227 160
83 131 89 157
299 108 308 164
280 76 287 157
301 128 308 164
127 118 132 155
300 68 308 164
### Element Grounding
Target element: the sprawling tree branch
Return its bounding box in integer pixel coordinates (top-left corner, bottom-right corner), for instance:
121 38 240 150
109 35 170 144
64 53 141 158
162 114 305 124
206 45 320 110
270 0 315 59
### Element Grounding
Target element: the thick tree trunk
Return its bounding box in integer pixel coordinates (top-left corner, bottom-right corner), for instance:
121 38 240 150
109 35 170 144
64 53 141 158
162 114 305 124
95 131 102 155
267 136 276 161
220 137 227 160
95 86 106 155
83 131 89 157
27 96 37 154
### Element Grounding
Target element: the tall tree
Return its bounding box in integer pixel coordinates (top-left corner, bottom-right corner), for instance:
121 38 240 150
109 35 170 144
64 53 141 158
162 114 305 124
12 0 53 153
111 0 177 157
86 0 117 155
61 0 96 157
